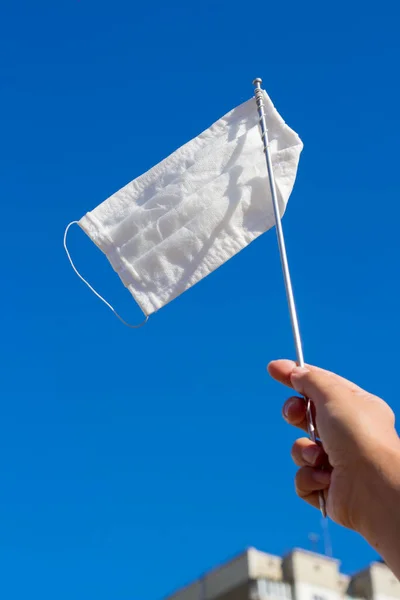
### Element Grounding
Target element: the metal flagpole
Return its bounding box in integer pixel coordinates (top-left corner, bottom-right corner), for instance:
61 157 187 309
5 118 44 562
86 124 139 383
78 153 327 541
321 515 333 556
252 78 327 518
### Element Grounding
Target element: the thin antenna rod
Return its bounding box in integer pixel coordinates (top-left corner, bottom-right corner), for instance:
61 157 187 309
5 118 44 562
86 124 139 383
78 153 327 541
308 532 320 554
252 78 327 518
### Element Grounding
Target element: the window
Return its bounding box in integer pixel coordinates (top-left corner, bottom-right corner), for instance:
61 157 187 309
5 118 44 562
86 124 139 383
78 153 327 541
254 579 292 600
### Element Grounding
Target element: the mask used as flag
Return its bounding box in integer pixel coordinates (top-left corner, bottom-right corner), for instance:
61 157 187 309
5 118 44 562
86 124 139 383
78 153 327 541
65 89 302 321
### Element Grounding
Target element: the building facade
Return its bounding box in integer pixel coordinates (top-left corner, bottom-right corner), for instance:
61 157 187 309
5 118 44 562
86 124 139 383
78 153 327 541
165 548 400 600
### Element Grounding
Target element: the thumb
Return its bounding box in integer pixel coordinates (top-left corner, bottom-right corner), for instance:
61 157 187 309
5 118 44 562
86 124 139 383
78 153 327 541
290 366 360 407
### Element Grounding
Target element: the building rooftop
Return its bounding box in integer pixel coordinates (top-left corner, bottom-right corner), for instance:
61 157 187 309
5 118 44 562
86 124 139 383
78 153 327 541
164 547 400 600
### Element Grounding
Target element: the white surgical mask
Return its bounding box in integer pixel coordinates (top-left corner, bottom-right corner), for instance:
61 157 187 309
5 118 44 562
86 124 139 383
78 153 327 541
64 89 302 326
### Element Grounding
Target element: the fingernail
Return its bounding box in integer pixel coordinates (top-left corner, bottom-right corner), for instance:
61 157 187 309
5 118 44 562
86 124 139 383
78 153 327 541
283 397 297 420
302 446 320 466
290 366 310 380
290 367 310 391
312 469 331 485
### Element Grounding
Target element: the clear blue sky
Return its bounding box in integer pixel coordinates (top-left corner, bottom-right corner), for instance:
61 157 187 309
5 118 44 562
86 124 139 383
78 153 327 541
1 0 400 598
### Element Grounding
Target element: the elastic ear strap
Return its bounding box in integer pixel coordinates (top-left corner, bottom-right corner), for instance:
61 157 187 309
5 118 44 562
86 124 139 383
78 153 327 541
63 221 149 329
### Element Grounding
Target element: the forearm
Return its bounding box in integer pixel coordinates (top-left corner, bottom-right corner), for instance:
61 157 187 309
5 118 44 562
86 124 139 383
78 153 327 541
359 441 400 578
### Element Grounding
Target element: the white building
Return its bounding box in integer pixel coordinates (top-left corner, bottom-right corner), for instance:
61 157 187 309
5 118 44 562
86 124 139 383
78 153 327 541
164 548 400 600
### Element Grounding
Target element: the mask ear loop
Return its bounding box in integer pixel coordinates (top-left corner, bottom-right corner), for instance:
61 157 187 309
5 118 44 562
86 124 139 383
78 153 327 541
63 222 149 329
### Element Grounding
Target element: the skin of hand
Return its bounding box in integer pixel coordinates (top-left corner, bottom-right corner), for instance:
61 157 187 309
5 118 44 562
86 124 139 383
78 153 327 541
268 359 400 575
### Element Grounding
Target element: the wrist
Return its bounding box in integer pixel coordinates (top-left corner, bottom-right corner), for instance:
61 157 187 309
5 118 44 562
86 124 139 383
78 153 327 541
356 436 400 556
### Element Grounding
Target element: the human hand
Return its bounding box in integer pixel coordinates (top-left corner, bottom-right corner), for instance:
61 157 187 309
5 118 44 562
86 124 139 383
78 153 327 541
268 360 400 536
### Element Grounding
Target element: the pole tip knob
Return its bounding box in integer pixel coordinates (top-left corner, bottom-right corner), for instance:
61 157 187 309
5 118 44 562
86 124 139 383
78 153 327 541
253 77 262 86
